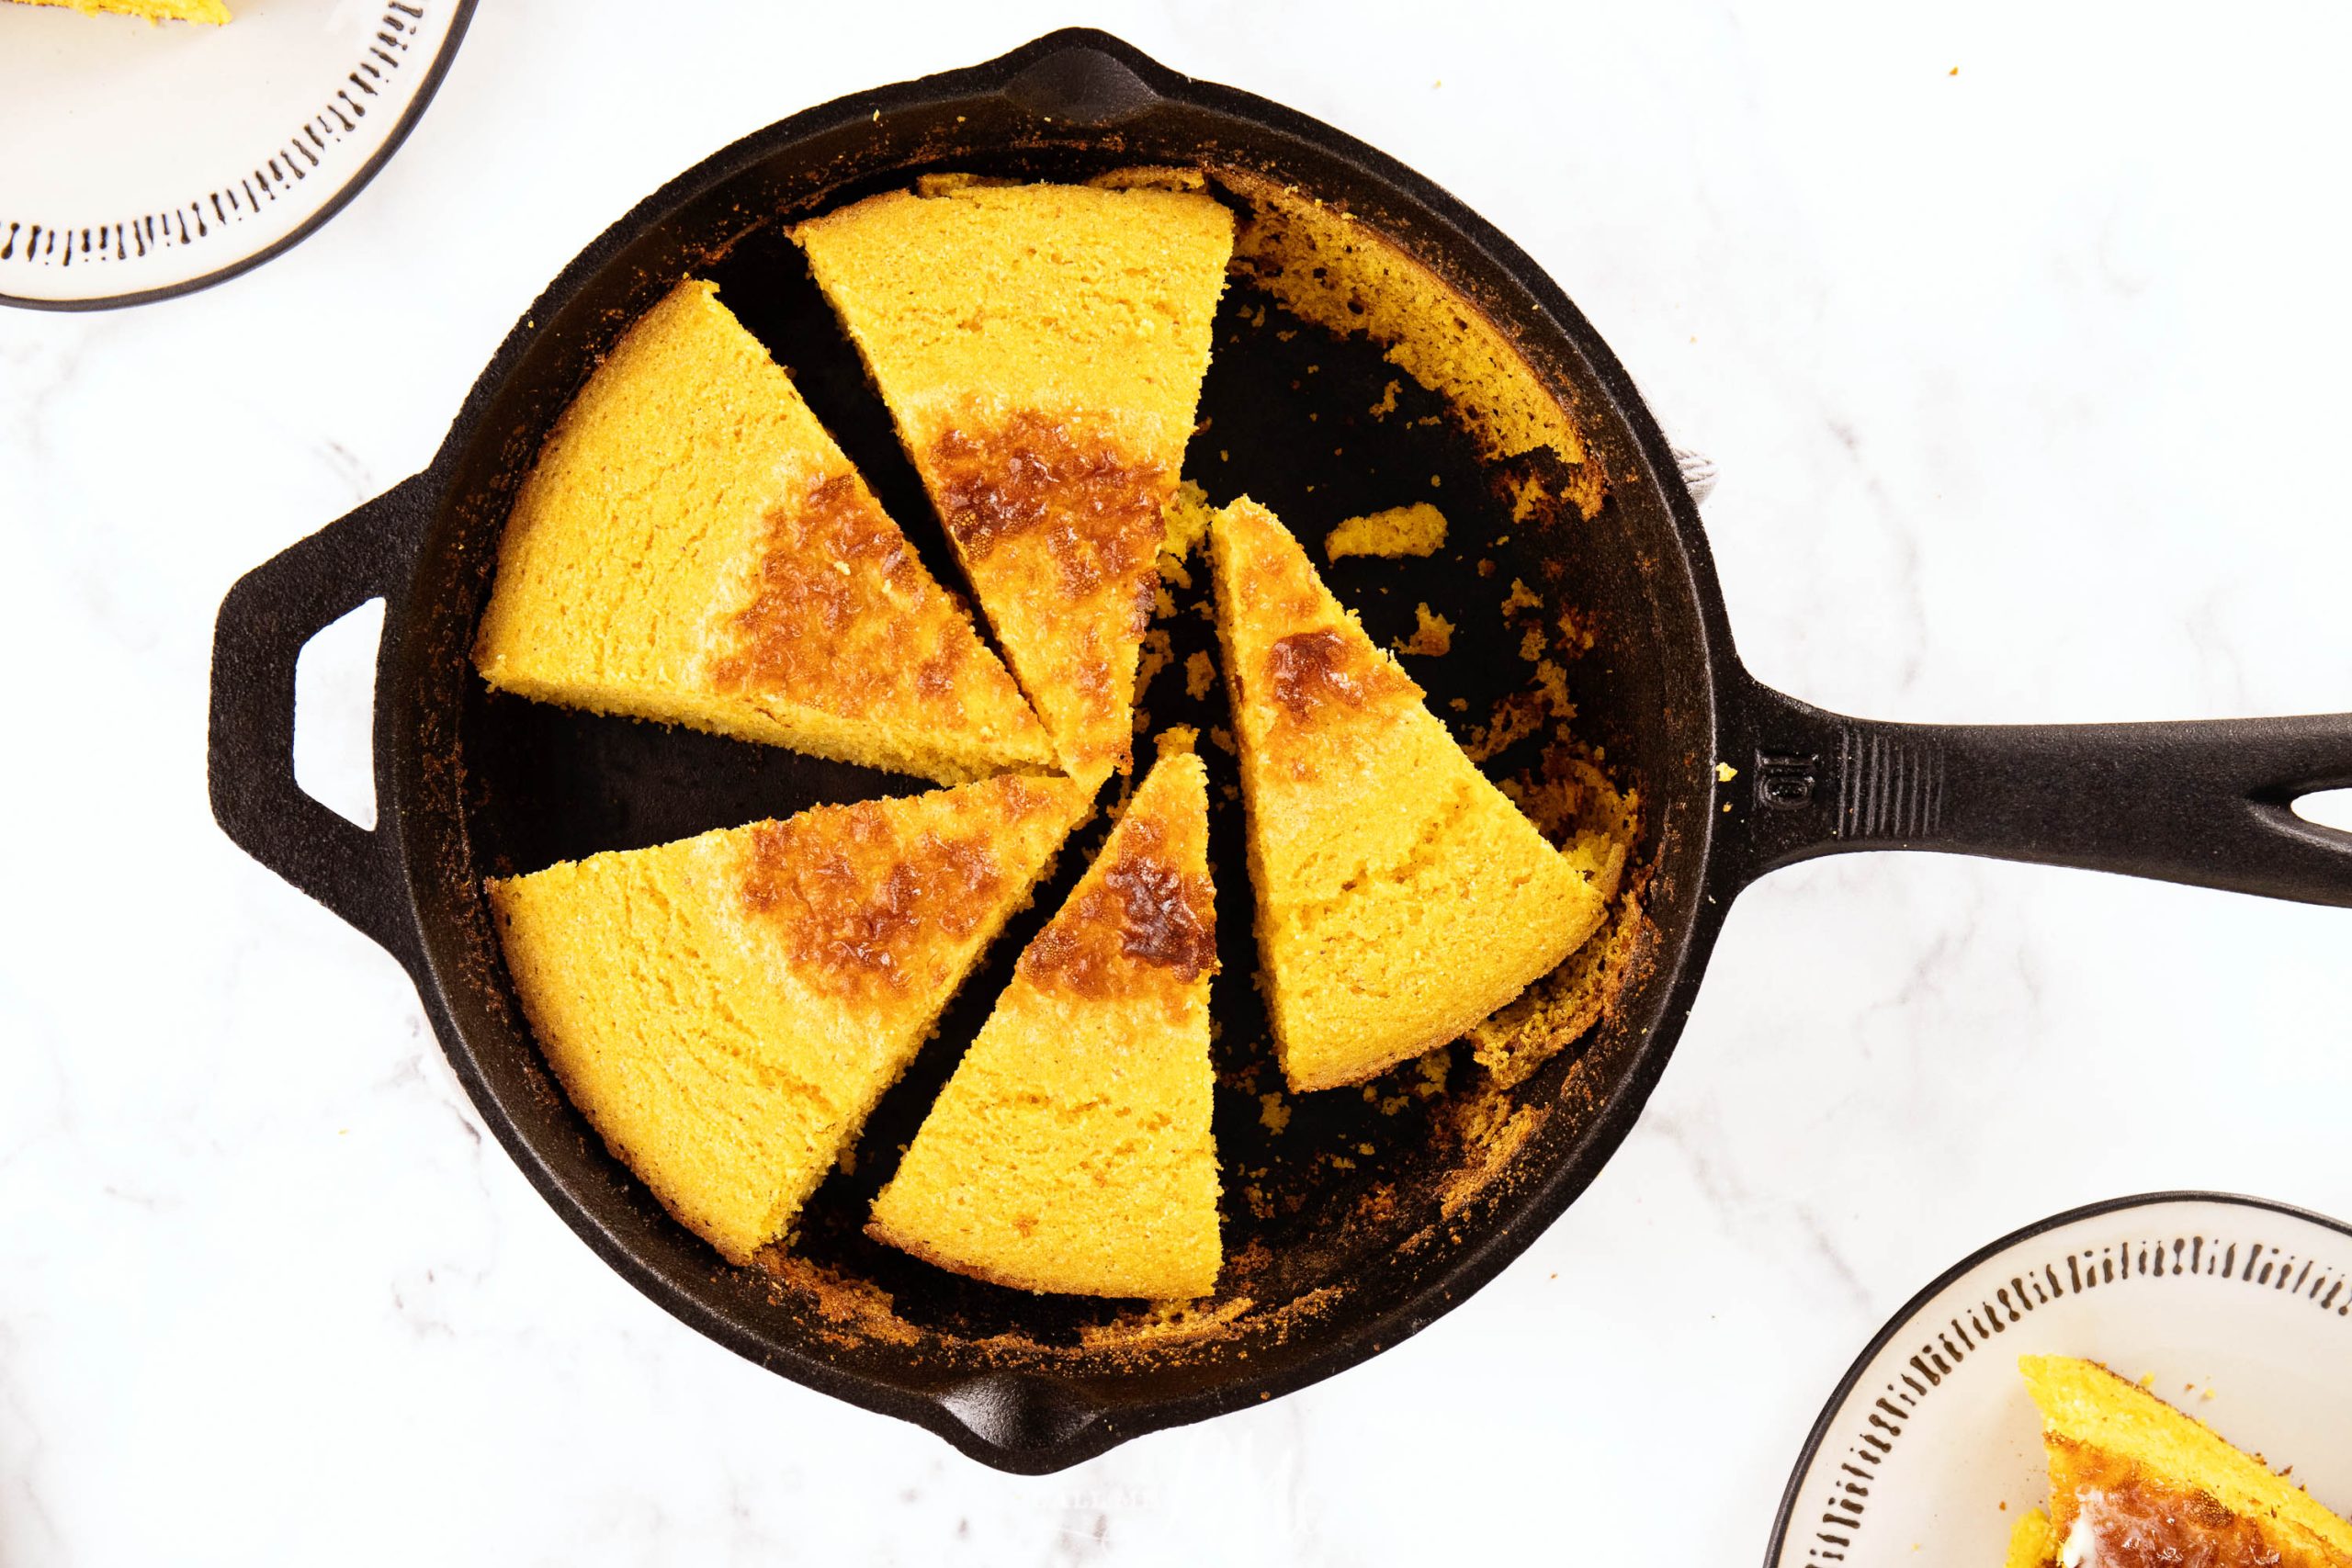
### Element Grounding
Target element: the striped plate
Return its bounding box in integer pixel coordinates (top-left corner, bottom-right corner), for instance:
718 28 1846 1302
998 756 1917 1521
1768 1191 2352 1566
0 0 472 309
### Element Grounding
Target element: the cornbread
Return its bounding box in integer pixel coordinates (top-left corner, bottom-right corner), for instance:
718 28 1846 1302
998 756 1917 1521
487 773 1089 1265
10 0 228 19
2009 1354 2352 1566
474 278 1052 786
1209 497 1610 1092
793 182 1235 782
2002 1508 2059 1568
1326 502 1449 562
869 750 1221 1298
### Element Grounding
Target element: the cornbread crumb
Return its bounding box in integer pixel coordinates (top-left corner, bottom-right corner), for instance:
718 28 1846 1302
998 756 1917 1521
1500 578 1543 615
1396 604 1453 657
1324 502 1448 562
1137 627 1175 694
1160 479 1216 587
1259 1092 1290 1134
1185 649 1218 700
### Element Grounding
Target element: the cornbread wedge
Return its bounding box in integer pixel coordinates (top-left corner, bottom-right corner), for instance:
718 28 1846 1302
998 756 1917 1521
475 278 1052 786
488 773 1089 1264
1209 497 1609 1092
11 0 228 21
793 182 1234 782
2007 1354 2352 1567
869 749 1221 1299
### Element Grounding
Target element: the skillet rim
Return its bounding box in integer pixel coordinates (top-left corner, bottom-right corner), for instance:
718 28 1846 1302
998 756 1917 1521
378 27 1743 1470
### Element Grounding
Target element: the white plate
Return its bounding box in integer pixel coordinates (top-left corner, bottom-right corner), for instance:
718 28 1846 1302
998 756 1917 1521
1768 1192 2352 1566
0 0 472 309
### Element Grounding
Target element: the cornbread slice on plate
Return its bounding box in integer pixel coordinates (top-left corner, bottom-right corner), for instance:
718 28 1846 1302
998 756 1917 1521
487 773 1090 1266
474 277 1052 787
2007 1354 2352 1567
10 0 229 20
868 748 1221 1299
792 181 1234 784
1209 497 1610 1093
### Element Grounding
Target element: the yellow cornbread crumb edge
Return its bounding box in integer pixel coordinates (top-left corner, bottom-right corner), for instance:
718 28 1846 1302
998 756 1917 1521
13 0 229 20
1326 502 1449 562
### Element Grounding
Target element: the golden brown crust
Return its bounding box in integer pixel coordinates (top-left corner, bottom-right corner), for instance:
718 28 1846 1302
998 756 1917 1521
738 807 1006 1000
1263 627 1419 725
929 412 1167 583
922 410 1168 775
2051 1437 2312 1568
1020 811 1216 1010
710 473 983 716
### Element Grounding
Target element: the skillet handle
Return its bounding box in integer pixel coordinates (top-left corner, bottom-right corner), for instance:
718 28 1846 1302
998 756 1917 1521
1716 671 2352 906
209 474 432 970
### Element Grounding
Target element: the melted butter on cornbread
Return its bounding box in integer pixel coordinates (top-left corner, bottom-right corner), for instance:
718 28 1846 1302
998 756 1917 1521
474 278 1050 786
2017 1355 2352 1568
1210 497 1610 1093
792 182 1234 782
487 773 1088 1266
867 753 1222 1299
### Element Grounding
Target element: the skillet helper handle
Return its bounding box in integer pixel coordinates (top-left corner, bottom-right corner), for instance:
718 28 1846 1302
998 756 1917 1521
209 474 431 969
1721 673 2352 906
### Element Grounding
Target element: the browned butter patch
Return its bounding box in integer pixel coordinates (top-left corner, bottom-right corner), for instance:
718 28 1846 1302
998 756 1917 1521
710 472 976 716
1264 627 1417 723
2047 1437 2287 1568
740 803 1004 998
928 411 1168 592
1021 815 1215 1005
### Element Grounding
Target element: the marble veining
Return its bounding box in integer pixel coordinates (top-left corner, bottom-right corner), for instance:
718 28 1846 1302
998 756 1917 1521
1 4 2348 1563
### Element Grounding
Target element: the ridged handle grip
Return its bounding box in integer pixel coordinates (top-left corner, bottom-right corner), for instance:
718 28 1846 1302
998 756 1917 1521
1716 671 2352 905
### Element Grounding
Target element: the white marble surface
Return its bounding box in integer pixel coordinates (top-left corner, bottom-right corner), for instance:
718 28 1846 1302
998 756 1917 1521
4 4 2350 1562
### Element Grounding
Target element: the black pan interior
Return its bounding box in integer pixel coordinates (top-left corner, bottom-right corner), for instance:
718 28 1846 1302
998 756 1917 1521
391 48 1719 1452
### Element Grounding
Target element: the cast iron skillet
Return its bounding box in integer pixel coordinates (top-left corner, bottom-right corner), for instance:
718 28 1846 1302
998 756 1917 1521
207 30 2352 1473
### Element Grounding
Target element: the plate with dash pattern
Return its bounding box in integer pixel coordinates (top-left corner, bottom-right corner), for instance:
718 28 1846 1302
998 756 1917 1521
0 0 474 310
1765 1191 2352 1567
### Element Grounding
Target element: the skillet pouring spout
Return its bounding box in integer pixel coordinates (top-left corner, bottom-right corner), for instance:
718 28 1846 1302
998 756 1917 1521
1713 670 2352 906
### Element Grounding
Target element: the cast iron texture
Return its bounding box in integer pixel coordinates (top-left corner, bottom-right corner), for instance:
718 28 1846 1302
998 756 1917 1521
209 30 2352 1472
